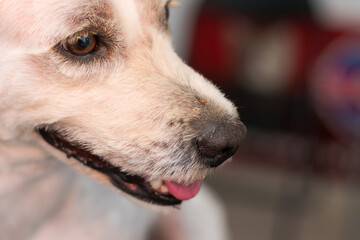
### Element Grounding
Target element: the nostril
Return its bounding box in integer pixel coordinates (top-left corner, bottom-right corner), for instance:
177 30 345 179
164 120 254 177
195 120 246 168
197 143 237 168
219 146 236 157
196 137 221 159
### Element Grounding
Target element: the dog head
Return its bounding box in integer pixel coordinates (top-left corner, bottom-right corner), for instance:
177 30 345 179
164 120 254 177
0 0 246 207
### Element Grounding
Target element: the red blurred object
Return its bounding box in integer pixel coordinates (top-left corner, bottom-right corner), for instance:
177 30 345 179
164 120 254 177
190 10 240 84
189 8 342 94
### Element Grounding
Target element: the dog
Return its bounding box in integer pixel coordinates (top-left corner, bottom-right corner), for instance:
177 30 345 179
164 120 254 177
0 0 246 239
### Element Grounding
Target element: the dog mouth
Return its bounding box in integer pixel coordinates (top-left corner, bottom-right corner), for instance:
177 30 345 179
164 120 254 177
37 127 201 206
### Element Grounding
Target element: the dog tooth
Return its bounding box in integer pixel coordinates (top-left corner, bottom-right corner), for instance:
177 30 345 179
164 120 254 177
160 185 169 194
150 179 162 189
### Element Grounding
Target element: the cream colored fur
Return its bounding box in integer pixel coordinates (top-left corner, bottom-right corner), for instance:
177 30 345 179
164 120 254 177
0 0 236 239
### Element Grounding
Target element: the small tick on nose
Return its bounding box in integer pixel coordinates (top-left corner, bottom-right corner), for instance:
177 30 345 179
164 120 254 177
199 99 207 104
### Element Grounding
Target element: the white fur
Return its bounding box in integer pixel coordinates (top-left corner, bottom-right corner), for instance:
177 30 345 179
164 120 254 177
0 0 237 239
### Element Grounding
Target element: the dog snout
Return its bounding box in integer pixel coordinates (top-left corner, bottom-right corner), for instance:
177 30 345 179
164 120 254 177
195 120 246 168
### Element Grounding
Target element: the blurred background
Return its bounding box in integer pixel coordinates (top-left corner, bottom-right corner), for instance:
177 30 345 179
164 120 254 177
169 0 360 239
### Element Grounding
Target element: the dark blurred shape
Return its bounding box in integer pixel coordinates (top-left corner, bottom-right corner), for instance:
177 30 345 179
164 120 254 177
206 0 312 18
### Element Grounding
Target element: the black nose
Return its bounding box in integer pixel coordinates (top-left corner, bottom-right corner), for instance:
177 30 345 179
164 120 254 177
195 120 246 168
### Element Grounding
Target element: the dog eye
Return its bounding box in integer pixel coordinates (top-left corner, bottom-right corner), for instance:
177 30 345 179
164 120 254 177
64 32 98 56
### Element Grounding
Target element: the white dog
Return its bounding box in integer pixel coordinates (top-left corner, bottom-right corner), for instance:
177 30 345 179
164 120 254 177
0 0 246 239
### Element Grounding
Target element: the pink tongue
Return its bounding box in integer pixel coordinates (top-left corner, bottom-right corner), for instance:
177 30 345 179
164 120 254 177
164 180 202 200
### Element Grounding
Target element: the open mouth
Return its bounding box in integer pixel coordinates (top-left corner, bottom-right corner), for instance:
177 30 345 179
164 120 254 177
37 127 202 206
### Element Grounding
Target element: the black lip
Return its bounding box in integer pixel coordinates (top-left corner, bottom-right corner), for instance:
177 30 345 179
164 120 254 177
37 127 181 206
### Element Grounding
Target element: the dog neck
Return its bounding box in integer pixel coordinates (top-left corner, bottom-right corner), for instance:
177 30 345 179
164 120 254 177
0 140 158 240
0 140 74 239
0 140 65 193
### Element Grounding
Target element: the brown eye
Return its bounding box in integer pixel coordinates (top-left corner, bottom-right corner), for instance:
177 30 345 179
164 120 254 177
65 33 97 56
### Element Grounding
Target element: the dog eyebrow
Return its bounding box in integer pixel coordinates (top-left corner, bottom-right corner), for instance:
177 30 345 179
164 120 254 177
54 2 115 44
92 3 114 20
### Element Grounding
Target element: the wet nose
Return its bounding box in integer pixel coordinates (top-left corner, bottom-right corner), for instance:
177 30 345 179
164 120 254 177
195 120 246 168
